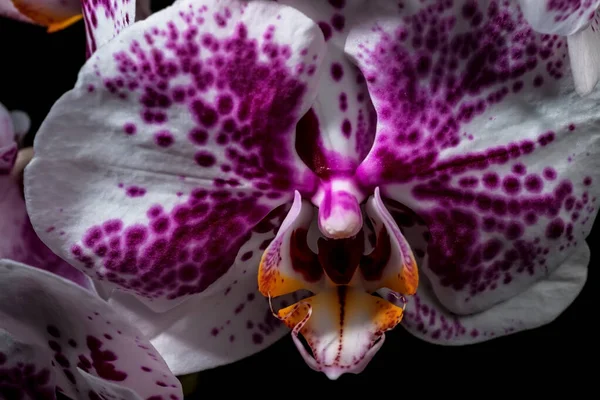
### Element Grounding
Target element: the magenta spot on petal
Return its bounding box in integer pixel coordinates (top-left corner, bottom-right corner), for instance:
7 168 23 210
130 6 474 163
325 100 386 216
154 130 175 147
123 123 137 135
252 333 264 344
330 62 343 81
194 151 216 167
318 22 332 41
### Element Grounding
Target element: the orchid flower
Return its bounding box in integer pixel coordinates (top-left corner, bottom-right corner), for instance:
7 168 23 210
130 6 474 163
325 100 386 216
1 103 184 399
24 0 599 380
0 0 151 35
518 0 600 95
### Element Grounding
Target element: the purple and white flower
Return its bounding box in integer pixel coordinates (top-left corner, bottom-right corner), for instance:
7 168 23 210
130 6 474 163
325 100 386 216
6 0 598 380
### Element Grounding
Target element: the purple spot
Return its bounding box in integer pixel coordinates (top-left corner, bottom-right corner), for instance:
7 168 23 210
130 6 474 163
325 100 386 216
154 131 174 147
546 219 565 239
123 123 137 135
330 62 343 81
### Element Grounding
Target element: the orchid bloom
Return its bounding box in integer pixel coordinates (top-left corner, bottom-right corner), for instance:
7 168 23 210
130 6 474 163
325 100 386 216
0 0 151 35
518 0 600 95
24 0 599 380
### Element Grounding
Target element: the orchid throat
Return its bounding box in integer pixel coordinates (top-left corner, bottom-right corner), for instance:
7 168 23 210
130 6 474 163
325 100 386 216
258 186 419 379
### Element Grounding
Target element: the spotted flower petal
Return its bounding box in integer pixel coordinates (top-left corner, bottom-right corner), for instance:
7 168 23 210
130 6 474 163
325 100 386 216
0 260 183 400
0 331 58 400
517 0 600 35
81 0 136 57
347 0 600 330
278 285 404 380
2 0 82 32
567 9 600 95
26 0 327 311
397 242 588 344
281 0 376 239
106 209 298 375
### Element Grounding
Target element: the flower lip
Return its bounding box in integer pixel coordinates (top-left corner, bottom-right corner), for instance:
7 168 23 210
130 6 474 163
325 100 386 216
259 187 418 379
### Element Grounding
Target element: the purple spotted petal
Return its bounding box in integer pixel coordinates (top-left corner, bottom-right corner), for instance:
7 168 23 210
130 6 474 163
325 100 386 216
281 0 376 175
517 0 599 35
348 1 600 321
0 332 57 400
0 260 183 400
82 0 136 57
568 9 600 95
1 177 93 290
105 207 299 375
26 0 326 311
393 243 588 344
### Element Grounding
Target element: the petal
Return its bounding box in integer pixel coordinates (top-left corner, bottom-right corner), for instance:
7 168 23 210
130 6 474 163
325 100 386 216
11 0 82 32
0 260 183 399
282 0 376 177
0 103 17 173
0 104 91 289
347 1 600 316
0 331 57 400
26 0 326 311
567 10 600 95
10 110 31 143
398 242 588 344
360 187 418 295
278 286 404 380
517 0 600 35
0 178 93 290
1 0 33 24
258 191 324 298
81 0 136 57
106 222 297 375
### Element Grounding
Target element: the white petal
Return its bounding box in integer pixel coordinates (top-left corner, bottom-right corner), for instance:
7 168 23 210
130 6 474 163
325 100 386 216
107 227 295 375
0 260 183 399
568 11 600 95
26 0 327 311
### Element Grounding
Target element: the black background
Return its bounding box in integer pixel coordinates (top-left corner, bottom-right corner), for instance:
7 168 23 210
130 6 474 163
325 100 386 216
0 1 596 394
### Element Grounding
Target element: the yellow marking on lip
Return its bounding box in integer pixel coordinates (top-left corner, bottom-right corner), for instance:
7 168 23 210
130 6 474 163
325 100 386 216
257 246 307 298
368 293 404 332
278 301 311 330
278 286 405 337
383 255 419 296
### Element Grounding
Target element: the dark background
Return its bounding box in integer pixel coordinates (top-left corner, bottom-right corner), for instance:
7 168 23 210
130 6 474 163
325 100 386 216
0 1 596 393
